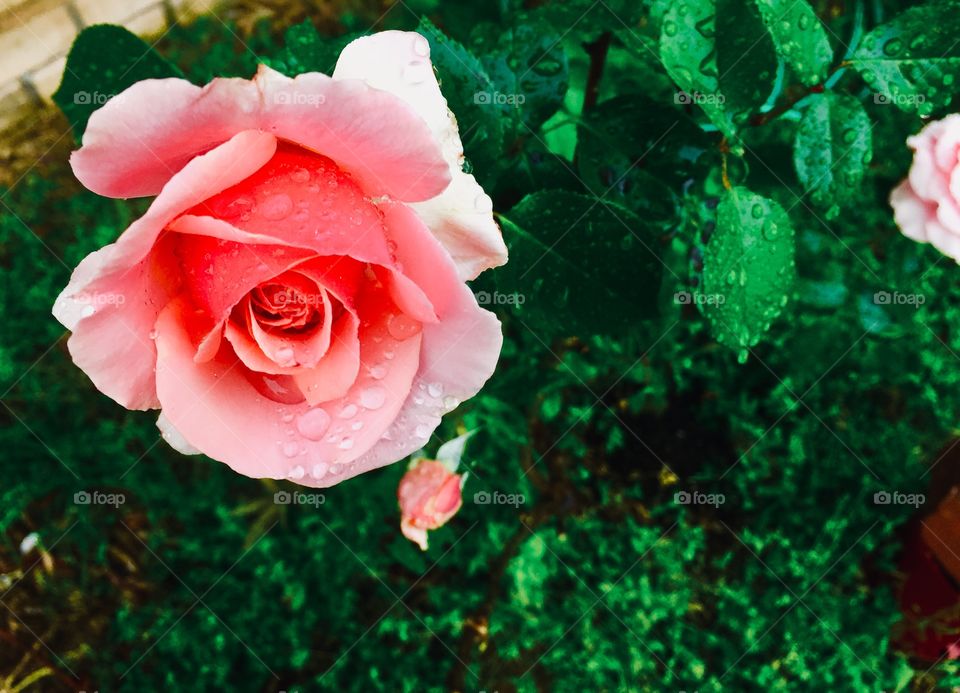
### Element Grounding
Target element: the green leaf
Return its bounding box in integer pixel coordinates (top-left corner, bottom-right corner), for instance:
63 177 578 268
793 93 872 218
417 17 504 187
497 190 663 335
269 20 357 77
53 24 184 141
754 0 833 86
660 0 777 142
701 186 796 356
576 93 711 222
470 19 569 131
850 0 960 116
531 0 644 41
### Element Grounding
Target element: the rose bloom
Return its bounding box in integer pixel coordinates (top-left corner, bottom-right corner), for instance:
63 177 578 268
891 114 960 260
397 459 464 550
53 32 506 486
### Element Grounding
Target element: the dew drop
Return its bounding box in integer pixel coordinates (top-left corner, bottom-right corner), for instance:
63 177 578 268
388 313 422 340
81 305 96 318
297 408 331 440
290 167 310 183
369 363 387 379
427 382 443 398
283 441 300 458
261 193 293 220
359 386 386 410
275 346 296 365
339 404 359 418
413 35 430 57
288 465 305 480
312 462 328 479
415 424 431 438
338 438 355 450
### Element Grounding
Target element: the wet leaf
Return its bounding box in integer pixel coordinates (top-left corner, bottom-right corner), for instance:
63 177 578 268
701 187 796 356
850 0 960 116
754 0 833 86
660 0 777 142
793 93 873 217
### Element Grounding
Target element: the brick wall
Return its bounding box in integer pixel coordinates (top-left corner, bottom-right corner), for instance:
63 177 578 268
0 0 220 131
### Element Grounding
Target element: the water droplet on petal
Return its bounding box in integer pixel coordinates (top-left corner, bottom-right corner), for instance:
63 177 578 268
359 386 386 409
413 35 430 56
415 424 431 438
81 305 96 318
369 363 387 379
275 346 295 365
283 442 300 458
261 193 293 220
387 313 422 341
338 438 354 450
290 167 310 183
312 462 328 479
339 404 358 418
427 382 443 398
288 465 305 480
297 408 331 440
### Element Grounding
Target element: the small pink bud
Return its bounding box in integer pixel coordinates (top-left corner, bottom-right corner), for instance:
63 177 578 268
397 459 463 550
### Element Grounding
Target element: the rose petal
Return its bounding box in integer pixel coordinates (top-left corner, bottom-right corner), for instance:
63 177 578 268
333 281 502 480
334 31 508 280
155 292 422 482
72 67 450 202
891 180 934 242
53 130 277 409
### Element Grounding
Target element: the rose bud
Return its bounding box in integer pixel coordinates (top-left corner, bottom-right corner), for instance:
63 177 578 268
398 458 464 550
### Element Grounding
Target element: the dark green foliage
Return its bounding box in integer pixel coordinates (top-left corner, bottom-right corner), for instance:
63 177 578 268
53 25 184 140
498 190 663 334
4 0 960 691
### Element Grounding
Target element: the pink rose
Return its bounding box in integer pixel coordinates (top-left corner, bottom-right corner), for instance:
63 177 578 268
891 114 960 260
52 32 506 487
397 459 464 550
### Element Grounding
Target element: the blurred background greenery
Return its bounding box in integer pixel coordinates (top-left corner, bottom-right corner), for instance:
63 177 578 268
2 0 960 690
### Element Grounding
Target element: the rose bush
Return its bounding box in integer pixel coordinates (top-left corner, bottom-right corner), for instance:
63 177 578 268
397 458 464 550
52 31 506 487
891 114 960 260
